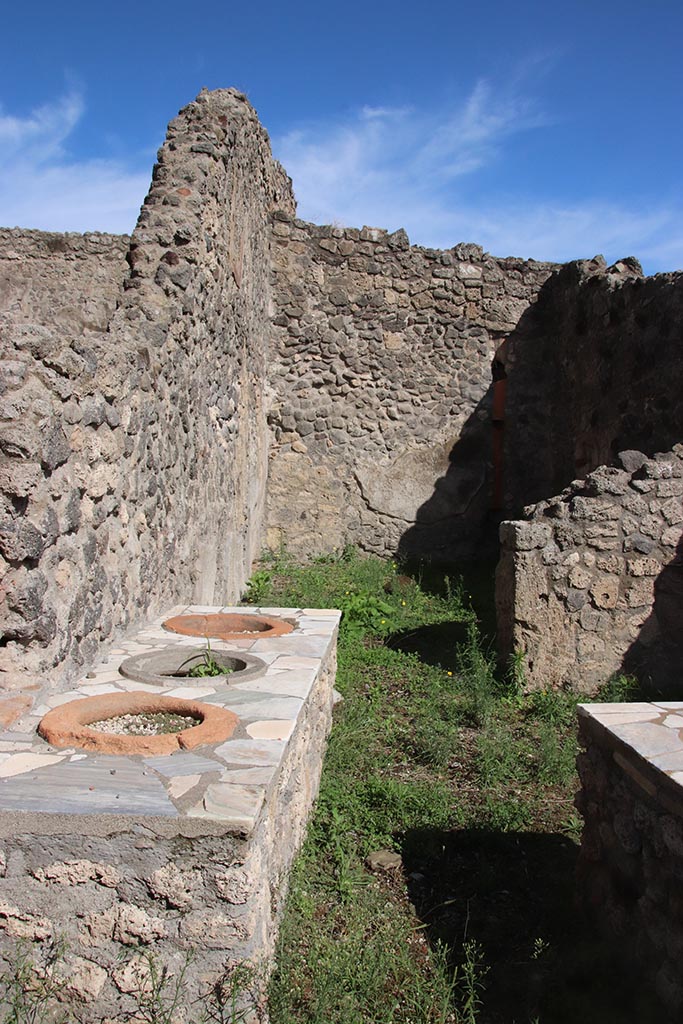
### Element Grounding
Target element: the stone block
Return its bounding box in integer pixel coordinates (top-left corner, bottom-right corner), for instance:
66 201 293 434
618 450 648 474
627 558 661 577
589 578 620 609
499 520 552 550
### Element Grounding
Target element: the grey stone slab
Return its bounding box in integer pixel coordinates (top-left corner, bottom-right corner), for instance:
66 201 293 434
226 696 303 721
213 738 285 766
250 635 329 657
219 639 256 650
199 690 303 721
162 685 217 699
651 750 683 772
231 650 280 664
254 608 302 617
608 721 683 758
115 679 167 693
230 673 313 698
44 691 84 709
197 687 279 706
0 756 178 816
143 752 223 778
190 781 265 830
77 683 124 696
589 711 660 725
220 766 276 785
579 702 660 715
20 717 42 734
272 655 319 670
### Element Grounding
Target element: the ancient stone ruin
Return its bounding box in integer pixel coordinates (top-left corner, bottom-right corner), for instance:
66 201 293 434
1 87 682 1018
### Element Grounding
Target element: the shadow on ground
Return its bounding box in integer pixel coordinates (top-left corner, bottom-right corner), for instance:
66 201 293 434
401 827 661 1024
385 620 470 673
399 557 500 646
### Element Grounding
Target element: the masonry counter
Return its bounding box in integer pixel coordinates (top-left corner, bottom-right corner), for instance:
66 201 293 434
0 605 339 1023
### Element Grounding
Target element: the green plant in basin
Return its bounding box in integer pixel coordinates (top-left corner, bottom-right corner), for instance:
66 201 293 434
179 640 233 679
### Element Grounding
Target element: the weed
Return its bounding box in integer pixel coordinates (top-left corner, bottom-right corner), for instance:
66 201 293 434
481 794 532 832
535 720 578 786
243 569 273 604
598 672 640 703
180 640 231 679
201 961 262 1024
455 939 488 1024
269 873 458 1024
526 688 577 728
531 936 551 960
500 646 527 708
339 590 396 637
477 717 531 786
119 949 190 1024
409 712 462 769
457 625 498 726
560 810 584 843
0 937 69 1024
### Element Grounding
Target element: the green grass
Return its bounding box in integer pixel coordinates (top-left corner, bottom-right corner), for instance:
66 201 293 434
0 549 654 1024
259 548 659 1024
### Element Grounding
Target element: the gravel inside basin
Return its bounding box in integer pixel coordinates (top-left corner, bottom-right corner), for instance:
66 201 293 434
89 712 200 736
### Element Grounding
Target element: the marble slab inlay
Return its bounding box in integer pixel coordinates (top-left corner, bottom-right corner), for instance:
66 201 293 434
0 605 340 835
579 701 683 795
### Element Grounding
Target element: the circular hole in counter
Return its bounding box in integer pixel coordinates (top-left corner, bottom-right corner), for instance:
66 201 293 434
162 612 294 641
118 647 268 687
38 691 239 756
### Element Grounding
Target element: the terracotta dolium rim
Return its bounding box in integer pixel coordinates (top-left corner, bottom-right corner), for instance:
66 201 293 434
162 612 294 641
38 691 239 755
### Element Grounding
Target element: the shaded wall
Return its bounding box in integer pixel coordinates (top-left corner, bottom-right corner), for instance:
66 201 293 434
496 261 683 691
0 89 294 689
267 218 556 560
502 257 683 512
577 703 683 1018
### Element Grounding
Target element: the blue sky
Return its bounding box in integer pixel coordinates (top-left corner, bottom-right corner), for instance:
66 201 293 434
1 1 681 273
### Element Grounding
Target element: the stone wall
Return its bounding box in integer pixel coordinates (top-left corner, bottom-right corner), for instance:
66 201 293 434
1 89 295 690
496 260 683 692
266 216 556 561
5 86 682 700
576 701 683 1018
496 448 683 692
501 258 683 513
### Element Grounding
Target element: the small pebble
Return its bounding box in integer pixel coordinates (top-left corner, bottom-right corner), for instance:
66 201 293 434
89 712 198 736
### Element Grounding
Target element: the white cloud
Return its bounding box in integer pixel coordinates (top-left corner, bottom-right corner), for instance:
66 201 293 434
1 83 680 273
0 91 149 235
273 81 683 274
